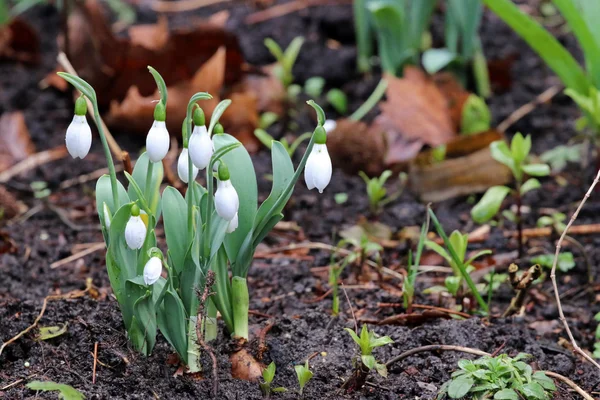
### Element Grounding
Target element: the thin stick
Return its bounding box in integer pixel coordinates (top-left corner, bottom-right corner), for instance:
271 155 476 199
384 345 593 399
245 0 351 24
196 271 218 398
544 371 594 400
92 342 98 384
550 168 600 371
152 0 230 12
57 52 122 157
0 289 88 357
341 283 358 333
50 242 105 269
497 85 562 133
505 223 600 238
0 146 68 183
59 166 123 190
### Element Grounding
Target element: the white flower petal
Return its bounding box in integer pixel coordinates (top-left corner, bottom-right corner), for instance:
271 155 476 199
188 125 213 169
125 215 147 249
143 257 162 285
214 180 239 221
65 115 92 159
323 119 337 134
305 144 331 193
146 120 170 163
177 149 199 183
226 212 239 233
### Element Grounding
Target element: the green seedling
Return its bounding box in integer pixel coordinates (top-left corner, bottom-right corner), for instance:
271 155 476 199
326 88 348 114
471 133 550 257
460 94 491 135
26 380 85 400
343 325 393 391
294 360 313 396
254 129 312 157
304 77 325 98
437 353 556 400
264 36 304 90
530 252 575 274
259 112 279 130
425 230 491 298
540 144 582 172
330 235 382 316
334 192 348 204
403 216 429 311
31 181 51 199
259 362 287 398
537 212 567 234
359 170 406 215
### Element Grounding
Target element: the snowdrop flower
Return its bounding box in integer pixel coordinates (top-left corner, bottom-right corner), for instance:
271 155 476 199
226 212 239 233
125 204 147 250
146 102 169 163
214 163 239 221
304 125 332 193
188 108 213 170
177 148 198 183
143 256 162 285
323 119 337 134
65 97 92 159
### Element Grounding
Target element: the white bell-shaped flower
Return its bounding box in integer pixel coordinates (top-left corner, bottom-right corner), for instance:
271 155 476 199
143 257 162 285
188 125 213 170
304 144 332 193
226 212 239 233
146 120 170 163
65 114 92 159
177 148 198 183
125 209 147 250
323 119 337 134
214 163 238 221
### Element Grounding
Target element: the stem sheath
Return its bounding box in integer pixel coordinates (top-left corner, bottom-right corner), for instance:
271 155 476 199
232 276 249 339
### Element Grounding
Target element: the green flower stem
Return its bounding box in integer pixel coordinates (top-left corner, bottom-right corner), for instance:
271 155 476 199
92 102 119 209
231 276 249 339
204 299 218 342
350 78 388 121
145 161 154 204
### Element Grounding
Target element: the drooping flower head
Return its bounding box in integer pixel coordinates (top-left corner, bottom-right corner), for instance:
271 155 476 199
304 125 332 193
226 212 239 233
125 204 147 250
65 96 92 159
143 256 162 285
188 107 213 170
177 148 198 183
146 102 169 163
214 162 239 221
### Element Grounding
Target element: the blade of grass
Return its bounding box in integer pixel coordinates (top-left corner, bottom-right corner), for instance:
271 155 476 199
428 208 489 313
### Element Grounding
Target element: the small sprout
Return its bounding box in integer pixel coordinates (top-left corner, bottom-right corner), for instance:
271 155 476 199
31 181 51 199
438 354 556 400
259 361 287 398
345 325 393 378
294 360 313 396
359 170 403 214
264 36 304 89
326 88 348 114
334 192 348 204
530 252 575 273
540 144 582 172
26 380 85 400
259 112 279 130
304 77 325 98
460 94 491 135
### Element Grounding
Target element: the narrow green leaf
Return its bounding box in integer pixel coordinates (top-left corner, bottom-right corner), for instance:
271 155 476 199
57 72 96 101
520 178 541 195
26 381 85 400
471 186 511 223
147 66 168 106
37 323 68 341
522 164 550 177
208 100 232 135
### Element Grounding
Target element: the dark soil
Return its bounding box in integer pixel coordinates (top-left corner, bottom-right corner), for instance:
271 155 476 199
1 1 600 399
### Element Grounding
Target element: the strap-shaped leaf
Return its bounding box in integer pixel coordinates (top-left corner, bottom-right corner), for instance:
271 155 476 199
96 175 129 242
132 290 157 355
57 72 96 101
163 187 190 274
157 290 189 363
124 172 151 214
129 152 163 218
210 246 234 333
208 99 232 135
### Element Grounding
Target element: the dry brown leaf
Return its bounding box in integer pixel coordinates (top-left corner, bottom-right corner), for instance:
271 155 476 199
432 72 471 132
0 18 40 64
374 68 455 165
66 0 244 107
230 348 263 382
238 64 286 115
0 112 36 172
128 16 169 51
40 66 68 91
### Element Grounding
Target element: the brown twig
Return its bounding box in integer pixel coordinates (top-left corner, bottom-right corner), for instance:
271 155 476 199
245 0 351 24
384 345 593 399
195 271 218 398
497 85 562 133
0 289 88 357
121 151 133 175
152 0 231 12
503 263 541 317
550 168 600 371
376 303 472 319
59 166 123 190
57 52 122 157
50 242 106 269
256 319 275 361
0 146 68 183
92 342 98 384
505 223 600 238
341 283 358 334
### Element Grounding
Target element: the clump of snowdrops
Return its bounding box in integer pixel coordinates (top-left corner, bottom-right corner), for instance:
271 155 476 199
60 67 333 371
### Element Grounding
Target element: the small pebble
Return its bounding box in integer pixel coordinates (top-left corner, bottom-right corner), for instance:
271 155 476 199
24 361 30 368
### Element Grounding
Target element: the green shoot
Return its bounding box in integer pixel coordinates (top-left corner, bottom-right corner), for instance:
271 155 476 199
540 144 582 173
26 380 85 400
259 362 287 398
345 325 393 378
259 112 279 130
460 94 491 135
403 212 430 310
264 37 304 89
254 129 311 157
326 89 348 114
438 353 556 400
294 360 313 396
359 170 406 215
304 77 325 98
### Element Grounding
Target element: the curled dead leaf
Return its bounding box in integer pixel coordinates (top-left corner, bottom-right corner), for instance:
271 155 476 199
230 348 264 382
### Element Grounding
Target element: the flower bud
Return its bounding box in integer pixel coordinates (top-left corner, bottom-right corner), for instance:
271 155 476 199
226 212 239 233
177 148 198 183
65 98 92 159
146 120 170 163
143 256 162 285
188 125 213 169
213 123 224 135
214 164 238 221
304 140 331 193
125 208 147 249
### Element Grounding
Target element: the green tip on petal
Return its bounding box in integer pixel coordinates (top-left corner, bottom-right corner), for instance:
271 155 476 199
193 106 205 127
74 96 87 116
131 203 140 217
153 102 166 122
218 161 230 181
214 123 224 135
314 125 327 144
147 246 164 261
